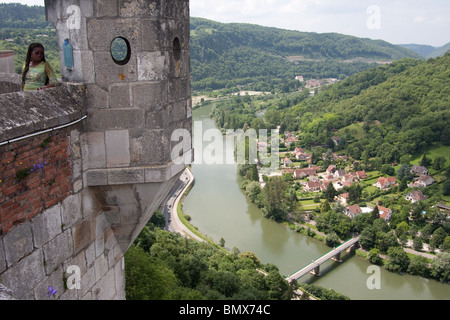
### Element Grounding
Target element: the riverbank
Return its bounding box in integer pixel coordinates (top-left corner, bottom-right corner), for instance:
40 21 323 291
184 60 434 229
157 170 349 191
167 168 229 252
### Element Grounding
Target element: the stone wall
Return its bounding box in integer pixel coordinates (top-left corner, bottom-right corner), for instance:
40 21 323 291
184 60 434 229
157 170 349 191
0 0 192 300
0 73 21 94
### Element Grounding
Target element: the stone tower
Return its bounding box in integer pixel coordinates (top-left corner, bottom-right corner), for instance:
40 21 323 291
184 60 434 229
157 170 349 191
0 0 191 300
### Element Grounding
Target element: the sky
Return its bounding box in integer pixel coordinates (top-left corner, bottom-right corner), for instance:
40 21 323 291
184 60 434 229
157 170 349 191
2 0 449 47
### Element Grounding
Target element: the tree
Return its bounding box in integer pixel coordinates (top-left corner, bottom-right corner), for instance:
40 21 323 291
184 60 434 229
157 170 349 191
320 199 331 214
324 182 337 202
432 156 446 170
368 248 383 265
261 176 288 221
348 184 362 204
385 247 410 273
430 252 450 283
430 227 447 250
124 245 180 300
397 163 411 181
371 206 380 221
420 154 431 167
442 236 450 252
359 226 376 250
442 180 450 197
413 237 424 251
407 255 430 278
326 232 340 247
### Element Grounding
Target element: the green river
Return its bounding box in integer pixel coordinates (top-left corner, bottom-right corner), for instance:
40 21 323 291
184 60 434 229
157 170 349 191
183 105 450 300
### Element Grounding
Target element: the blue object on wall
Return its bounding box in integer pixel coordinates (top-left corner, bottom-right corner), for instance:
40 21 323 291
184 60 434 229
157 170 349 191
63 39 74 69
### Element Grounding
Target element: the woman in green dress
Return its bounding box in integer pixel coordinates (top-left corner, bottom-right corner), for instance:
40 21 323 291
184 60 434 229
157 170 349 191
21 43 58 91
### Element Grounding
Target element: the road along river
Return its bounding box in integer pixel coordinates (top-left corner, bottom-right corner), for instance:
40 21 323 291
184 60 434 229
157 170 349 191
182 105 450 300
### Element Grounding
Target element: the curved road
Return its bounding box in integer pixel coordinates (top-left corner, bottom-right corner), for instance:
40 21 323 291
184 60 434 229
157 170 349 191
163 168 205 242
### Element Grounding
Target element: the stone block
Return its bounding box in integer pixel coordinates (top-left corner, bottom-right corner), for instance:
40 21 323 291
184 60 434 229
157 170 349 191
107 168 145 185
84 169 108 187
85 242 96 267
87 108 145 131
109 83 130 108
137 52 168 81
131 81 168 111
105 130 130 168
3 221 34 266
96 0 118 17
31 205 63 248
93 52 138 88
141 19 163 51
33 266 64 300
61 193 82 230
120 0 162 18
73 218 93 254
81 131 106 169
95 234 105 259
92 266 116 300
85 84 108 110
0 249 45 299
94 253 108 281
42 230 73 275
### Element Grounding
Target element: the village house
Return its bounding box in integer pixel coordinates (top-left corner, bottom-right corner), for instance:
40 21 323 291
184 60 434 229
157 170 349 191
356 171 368 180
346 204 362 218
377 205 393 222
320 180 331 192
374 176 397 190
405 190 428 203
293 168 317 179
304 181 321 192
411 165 429 176
282 157 293 167
338 193 349 206
326 165 337 175
334 169 347 179
342 173 356 184
284 136 299 146
413 175 435 188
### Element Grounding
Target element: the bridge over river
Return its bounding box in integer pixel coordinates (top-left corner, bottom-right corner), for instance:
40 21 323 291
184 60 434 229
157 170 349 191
286 237 360 282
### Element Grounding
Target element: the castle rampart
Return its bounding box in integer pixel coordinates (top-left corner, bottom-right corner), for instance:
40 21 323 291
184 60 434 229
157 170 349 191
0 0 191 300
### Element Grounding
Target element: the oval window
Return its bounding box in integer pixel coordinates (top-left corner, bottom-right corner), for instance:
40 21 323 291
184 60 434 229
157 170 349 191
111 37 131 65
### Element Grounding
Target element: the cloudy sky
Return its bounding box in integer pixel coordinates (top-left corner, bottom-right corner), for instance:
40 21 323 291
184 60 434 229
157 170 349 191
2 0 449 47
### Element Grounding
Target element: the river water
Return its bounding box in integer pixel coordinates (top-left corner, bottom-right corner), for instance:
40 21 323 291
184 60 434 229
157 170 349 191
183 105 450 300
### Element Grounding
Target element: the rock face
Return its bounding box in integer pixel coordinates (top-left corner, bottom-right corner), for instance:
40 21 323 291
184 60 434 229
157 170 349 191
0 0 192 300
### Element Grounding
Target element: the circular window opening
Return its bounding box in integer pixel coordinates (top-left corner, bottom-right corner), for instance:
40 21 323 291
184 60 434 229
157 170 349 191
111 37 131 65
173 37 181 62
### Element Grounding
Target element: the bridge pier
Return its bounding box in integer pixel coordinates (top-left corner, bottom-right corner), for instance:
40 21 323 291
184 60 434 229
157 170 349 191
331 252 342 262
310 265 320 276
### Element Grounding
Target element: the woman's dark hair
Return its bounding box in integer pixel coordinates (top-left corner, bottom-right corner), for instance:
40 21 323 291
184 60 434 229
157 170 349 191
22 43 47 89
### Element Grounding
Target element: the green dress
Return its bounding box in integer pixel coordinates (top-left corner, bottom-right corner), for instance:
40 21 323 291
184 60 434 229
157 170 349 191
23 61 58 91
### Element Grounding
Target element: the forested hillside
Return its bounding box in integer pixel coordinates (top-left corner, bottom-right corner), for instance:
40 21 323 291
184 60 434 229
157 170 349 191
0 4 59 75
190 17 422 91
280 53 450 162
1 3 422 93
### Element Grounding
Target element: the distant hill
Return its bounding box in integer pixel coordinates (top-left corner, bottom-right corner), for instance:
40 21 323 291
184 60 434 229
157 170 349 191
279 53 450 160
398 42 450 59
190 17 422 91
0 3 50 29
398 44 437 58
427 42 450 59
